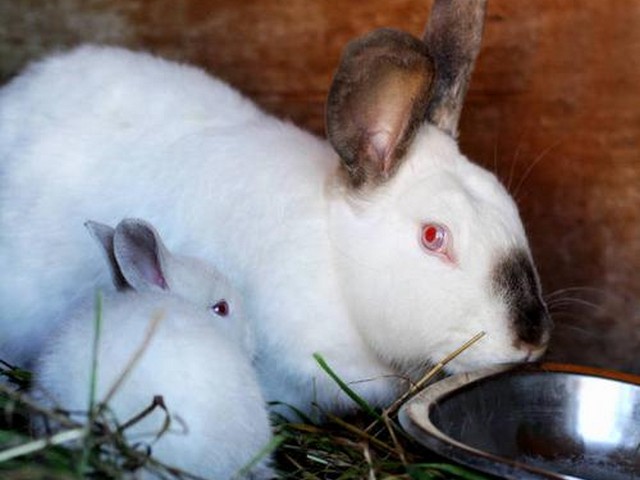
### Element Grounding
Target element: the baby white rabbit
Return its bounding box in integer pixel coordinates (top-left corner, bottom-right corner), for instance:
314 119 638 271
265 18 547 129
1 0 551 418
32 219 274 480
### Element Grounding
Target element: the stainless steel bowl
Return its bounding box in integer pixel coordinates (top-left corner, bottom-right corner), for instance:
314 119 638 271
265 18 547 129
399 363 640 480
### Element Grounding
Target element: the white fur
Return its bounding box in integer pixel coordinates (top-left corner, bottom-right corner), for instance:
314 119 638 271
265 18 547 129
1 45 543 418
32 220 273 479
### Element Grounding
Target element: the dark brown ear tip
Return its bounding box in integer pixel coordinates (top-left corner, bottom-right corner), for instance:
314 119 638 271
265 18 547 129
327 27 433 106
423 0 487 137
341 28 431 64
326 27 435 139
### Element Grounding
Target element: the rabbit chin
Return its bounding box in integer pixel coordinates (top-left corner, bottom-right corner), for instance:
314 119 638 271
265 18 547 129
439 334 547 374
365 326 546 382
360 308 542 379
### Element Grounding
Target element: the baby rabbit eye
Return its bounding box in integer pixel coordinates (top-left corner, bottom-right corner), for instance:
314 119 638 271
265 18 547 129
420 223 451 256
211 300 229 317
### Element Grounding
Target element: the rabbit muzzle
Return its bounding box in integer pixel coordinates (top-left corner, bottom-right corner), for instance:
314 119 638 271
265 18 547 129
492 249 553 354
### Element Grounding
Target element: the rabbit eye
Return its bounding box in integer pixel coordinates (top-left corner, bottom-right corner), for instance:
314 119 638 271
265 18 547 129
211 300 229 317
421 223 450 256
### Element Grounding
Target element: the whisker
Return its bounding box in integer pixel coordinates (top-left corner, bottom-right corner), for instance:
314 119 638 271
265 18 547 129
545 286 611 300
513 140 562 200
551 318 600 338
547 297 606 313
506 146 519 192
506 128 529 192
552 316 592 328
492 140 500 179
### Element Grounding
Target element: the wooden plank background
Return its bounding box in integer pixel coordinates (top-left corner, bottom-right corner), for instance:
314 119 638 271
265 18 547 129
1 0 639 373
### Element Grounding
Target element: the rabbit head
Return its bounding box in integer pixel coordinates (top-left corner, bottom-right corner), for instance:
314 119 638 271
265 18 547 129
326 0 551 373
85 218 250 353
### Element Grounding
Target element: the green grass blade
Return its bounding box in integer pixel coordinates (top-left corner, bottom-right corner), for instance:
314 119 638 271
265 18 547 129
268 401 316 424
232 434 285 479
0 428 86 463
0 360 32 390
312 353 381 421
79 290 104 475
88 290 103 416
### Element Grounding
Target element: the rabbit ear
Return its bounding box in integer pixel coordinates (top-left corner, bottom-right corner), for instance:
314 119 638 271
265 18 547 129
326 28 435 189
423 0 487 138
113 219 170 292
85 220 129 291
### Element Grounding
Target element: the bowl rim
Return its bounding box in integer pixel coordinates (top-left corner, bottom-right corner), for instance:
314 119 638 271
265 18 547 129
398 362 640 480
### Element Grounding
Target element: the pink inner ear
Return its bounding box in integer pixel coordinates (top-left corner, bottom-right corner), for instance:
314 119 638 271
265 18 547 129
137 258 168 290
153 271 168 290
368 129 395 173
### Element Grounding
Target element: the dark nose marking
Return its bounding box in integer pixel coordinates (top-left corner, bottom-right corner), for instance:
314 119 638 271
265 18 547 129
492 250 552 346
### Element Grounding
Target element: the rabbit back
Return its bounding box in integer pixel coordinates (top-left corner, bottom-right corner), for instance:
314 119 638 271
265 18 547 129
0 45 334 368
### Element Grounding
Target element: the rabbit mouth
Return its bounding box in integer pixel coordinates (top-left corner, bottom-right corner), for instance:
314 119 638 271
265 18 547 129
491 249 553 351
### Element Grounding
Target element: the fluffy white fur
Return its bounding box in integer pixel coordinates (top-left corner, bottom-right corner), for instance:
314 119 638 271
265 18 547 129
1 45 543 417
32 219 273 479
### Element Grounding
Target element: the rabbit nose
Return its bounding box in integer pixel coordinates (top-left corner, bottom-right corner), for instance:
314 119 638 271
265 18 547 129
523 343 549 362
515 299 553 347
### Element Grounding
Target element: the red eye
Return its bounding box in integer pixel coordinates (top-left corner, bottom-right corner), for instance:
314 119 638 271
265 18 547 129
421 223 450 254
211 300 229 317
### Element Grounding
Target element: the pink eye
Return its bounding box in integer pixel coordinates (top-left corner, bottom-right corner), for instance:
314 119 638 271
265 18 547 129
211 300 229 317
421 223 450 255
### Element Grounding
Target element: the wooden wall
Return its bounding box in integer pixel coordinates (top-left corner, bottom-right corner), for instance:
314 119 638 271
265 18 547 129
2 1 639 373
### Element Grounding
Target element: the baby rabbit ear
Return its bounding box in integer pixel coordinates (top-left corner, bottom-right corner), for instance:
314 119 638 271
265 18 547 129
326 28 435 189
84 220 129 291
423 0 487 138
113 219 170 292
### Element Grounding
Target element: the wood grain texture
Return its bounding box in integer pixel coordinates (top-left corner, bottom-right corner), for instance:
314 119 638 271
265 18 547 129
1 0 639 372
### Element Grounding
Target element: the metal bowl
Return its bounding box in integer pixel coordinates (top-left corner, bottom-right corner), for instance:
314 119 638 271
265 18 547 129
399 363 640 480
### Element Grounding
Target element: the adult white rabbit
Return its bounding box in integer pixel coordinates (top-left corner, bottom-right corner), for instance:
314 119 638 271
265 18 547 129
0 0 551 417
32 219 274 480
